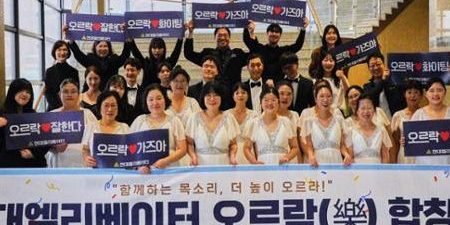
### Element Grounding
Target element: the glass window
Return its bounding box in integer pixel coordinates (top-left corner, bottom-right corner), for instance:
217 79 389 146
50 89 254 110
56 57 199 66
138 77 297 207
4 0 15 26
19 35 43 81
106 0 125 15
4 32 16 80
45 40 56 69
19 0 42 34
45 0 60 9
45 6 61 39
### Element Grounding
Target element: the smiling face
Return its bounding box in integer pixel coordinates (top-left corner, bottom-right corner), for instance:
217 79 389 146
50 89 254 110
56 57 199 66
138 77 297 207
215 28 230 49
158 65 171 86
125 65 140 85
368 57 385 80
325 28 338 47
151 47 165 60
60 83 79 108
347 88 362 111
86 71 101 91
100 96 118 121
202 60 219 82
315 87 333 110
425 82 446 106
95 41 109 58
204 92 221 111
405 88 422 109
109 83 125 98
321 54 336 75
267 30 281 45
261 93 279 114
146 89 166 114
277 85 293 110
14 90 31 107
55 44 69 61
247 57 264 81
170 74 188 95
356 98 375 122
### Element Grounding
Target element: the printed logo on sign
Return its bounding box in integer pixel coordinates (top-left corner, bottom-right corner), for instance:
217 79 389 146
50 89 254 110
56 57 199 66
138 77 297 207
404 120 450 156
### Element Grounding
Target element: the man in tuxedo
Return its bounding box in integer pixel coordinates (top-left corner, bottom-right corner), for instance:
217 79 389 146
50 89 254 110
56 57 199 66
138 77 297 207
123 58 143 114
184 22 249 89
188 55 233 110
279 52 315 114
243 54 265 113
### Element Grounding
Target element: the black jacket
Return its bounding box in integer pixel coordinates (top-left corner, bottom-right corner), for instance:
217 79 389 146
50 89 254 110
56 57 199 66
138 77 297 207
44 62 79 111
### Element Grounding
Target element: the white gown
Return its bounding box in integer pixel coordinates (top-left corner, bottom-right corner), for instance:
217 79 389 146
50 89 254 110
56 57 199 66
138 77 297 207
130 114 186 167
166 97 201 166
243 116 295 164
225 109 259 165
391 109 415 164
280 110 300 163
344 107 390 132
301 114 345 163
411 107 450 165
345 124 392 163
45 108 98 168
186 112 240 165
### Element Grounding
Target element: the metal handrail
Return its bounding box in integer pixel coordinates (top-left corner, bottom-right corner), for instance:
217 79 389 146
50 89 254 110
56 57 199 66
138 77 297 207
306 0 324 35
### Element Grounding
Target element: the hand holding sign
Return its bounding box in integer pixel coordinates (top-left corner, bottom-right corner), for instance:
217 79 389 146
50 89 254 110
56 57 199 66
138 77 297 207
0 117 7 127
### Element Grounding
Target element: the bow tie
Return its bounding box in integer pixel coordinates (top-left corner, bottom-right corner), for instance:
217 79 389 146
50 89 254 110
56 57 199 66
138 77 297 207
287 78 299 83
250 81 262 88
127 87 138 91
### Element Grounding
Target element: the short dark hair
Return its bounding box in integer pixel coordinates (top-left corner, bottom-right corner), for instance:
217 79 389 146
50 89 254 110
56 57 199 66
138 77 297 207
199 80 225 110
346 85 364 100
424 77 446 92
92 40 113 57
279 52 299 67
356 93 375 113
123 58 142 70
366 51 385 65
51 40 71 59
201 55 222 76
275 80 293 93
214 27 231 37
266 23 282 34
96 91 121 119
59 78 80 94
260 85 279 102
141 83 171 114
404 79 423 94
313 80 333 99
247 53 265 65
169 65 190 83
157 61 172 73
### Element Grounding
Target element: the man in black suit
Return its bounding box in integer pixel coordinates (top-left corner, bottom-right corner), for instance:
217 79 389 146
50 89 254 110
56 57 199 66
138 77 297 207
184 21 249 88
242 54 265 113
279 52 315 114
188 55 233 110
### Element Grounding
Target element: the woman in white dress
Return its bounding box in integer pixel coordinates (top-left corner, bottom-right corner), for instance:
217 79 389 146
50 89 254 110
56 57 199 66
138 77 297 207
344 85 391 132
243 86 299 164
46 79 98 168
391 80 422 164
275 81 301 163
166 66 201 166
82 91 129 168
130 84 187 173
186 81 240 166
411 78 450 165
225 82 258 164
346 94 391 163
301 83 352 166
312 51 350 109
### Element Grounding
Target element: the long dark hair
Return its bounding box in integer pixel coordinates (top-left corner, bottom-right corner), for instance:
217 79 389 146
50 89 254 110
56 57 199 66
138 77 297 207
4 78 34 113
321 24 342 50
316 51 340 87
148 37 167 60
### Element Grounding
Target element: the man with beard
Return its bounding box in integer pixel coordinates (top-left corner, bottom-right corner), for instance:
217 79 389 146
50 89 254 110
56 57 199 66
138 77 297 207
243 18 309 84
184 21 249 89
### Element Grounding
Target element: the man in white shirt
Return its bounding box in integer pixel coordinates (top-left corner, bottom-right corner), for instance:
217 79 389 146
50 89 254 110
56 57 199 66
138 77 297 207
243 54 265 113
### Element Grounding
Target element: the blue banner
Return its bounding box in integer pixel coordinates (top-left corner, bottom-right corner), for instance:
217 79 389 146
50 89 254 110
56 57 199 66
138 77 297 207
249 0 306 27
332 33 380 69
125 11 184 39
93 129 169 168
66 13 125 42
388 52 450 85
404 119 450 156
4 111 84 150
192 2 250 28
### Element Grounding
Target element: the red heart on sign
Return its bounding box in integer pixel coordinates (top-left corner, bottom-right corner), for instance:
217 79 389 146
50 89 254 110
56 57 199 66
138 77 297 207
273 6 282 15
414 62 422 72
218 11 226 19
440 131 450 142
41 123 52 133
129 144 137 154
151 19 159 28
349 48 357 56
92 23 102 31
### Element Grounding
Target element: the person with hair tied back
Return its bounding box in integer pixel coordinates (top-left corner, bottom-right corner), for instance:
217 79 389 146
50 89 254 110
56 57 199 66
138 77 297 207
410 77 450 165
0 79 49 167
43 40 80 111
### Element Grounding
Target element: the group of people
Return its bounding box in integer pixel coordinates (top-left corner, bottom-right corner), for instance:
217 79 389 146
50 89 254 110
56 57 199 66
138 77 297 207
0 20 448 171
